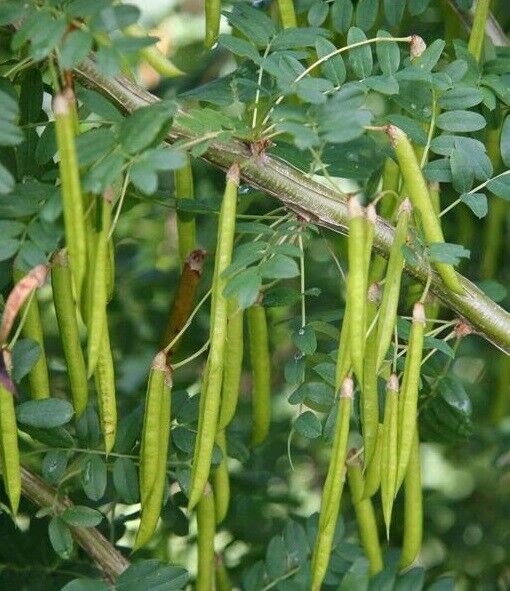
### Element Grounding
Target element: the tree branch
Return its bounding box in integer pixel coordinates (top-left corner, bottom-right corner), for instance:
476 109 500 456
21 466 129 583
74 59 510 354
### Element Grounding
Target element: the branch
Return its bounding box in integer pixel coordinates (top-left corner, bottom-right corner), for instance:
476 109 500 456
74 59 510 355
21 466 129 583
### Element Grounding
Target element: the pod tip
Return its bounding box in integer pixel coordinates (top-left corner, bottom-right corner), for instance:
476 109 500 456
410 35 426 58
387 373 399 392
366 203 377 224
413 301 426 324
399 198 412 215
347 195 364 219
368 282 382 304
340 375 354 399
227 163 240 185
52 92 70 116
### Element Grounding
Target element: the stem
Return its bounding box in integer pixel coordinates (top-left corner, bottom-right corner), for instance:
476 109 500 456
74 59 510 354
20 467 129 582
467 0 492 61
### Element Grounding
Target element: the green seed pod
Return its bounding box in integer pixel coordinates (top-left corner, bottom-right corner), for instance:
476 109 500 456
213 429 230 524
196 483 216 591
94 326 117 454
363 422 383 498
0 377 20 515
215 554 232 591
124 24 183 77
277 0 297 28
205 0 221 49
381 374 399 539
400 431 422 570
174 157 197 267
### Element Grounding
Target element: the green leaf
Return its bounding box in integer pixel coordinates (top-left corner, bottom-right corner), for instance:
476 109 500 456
217 34 260 62
487 173 510 200
113 457 140 504
387 114 428 145
460 192 487 218
408 0 430 15
395 567 425 591
90 4 140 33
478 279 507 303
355 0 378 31
0 237 19 261
116 560 189 591
48 517 73 560
412 39 445 71
81 455 107 501
500 113 510 167
428 242 470 266
316 38 346 86
0 1 26 25
75 128 116 167
263 287 301 307
292 325 317 355
313 362 336 386
436 110 486 132
60 579 110 591
16 399 74 428
364 74 399 95
294 411 322 438
348 27 373 78
427 578 455 591
438 85 484 110
130 148 185 195
76 87 123 122
272 27 330 51
82 151 125 194
302 382 335 411
331 0 353 33
0 220 24 238
224 267 262 309
42 450 69 485
265 536 288 579
61 506 103 528
384 0 405 26
60 30 93 69
0 163 14 195
308 0 329 26
259 254 300 278
11 339 40 382
284 355 306 385
119 100 176 154
376 30 400 75
450 146 474 193
338 557 369 591
224 4 276 48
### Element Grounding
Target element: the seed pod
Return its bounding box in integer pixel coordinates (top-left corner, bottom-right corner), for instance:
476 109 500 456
205 0 221 48
247 303 271 447
217 299 244 430
12 268 50 400
188 165 239 510
174 158 197 267
51 250 88 417
215 554 232 591
94 326 116 454
396 302 426 491
386 125 463 294
334 300 351 390
213 429 230 524
0 372 20 515
277 0 297 28
311 377 353 591
346 451 383 576
363 422 383 498
135 354 172 548
53 92 87 300
124 24 183 77
400 431 422 570
381 374 399 539
375 199 412 370
196 483 216 591
364 203 376 279
347 197 366 383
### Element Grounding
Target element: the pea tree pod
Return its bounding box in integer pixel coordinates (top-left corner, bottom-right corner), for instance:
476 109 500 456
188 164 239 510
375 199 412 370
94 326 117 454
428 181 441 216
310 377 353 591
174 158 197 267
247 302 271 447
364 204 376 279
215 554 232 591
135 355 172 548
381 374 399 539
106 238 115 303
161 249 206 355
213 429 230 524
396 302 426 491
347 197 367 384
204 0 221 49
385 125 463 295
277 0 297 28
0 374 20 515
363 422 383 498
361 283 382 467
12 268 50 400
52 92 87 301
334 300 351 390
217 299 244 430
346 451 383 576
400 431 422 570
87 191 113 377
124 24 183 78
196 483 216 591
51 250 88 417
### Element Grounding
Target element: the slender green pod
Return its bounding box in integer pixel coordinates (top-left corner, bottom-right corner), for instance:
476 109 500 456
381 374 399 539
215 554 232 591
375 199 412 370
94 326 117 454
135 354 172 549
311 377 353 591
386 125 463 295
334 301 351 390
87 191 113 377
205 0 221 49
247 303 271 447
347 451 383 576
396 302 426 491
217 299 244 430
361 283 381 467
467 0 491 61
0 379 21 515
213 429 230 524
174 158 197 267
277 0 297 28
400 431 422 570
51 250 88 417
364 204 376 278
428 181 441 217
106 238 115 303
196 483 216 591
13 269 50 400
363 422 383 498
52 92 87 301
188 164 239 510
347 197 366 383
124 24 183 77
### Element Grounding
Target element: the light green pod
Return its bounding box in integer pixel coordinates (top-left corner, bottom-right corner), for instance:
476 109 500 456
381 374 399 539
0 382 21 515
205 0 221 48
213 429 230 524
196 483 216 591
174 157 196 267
277 0 297 28
363 422 383 498
94 325 117 454
124 24 183 77
400 431 422 570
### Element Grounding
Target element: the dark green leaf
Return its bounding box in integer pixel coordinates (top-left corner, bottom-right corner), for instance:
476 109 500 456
60 30 93 69
11 339 41 382
412 39 445 71
294 411 322 438
438 86 484 110
376 30 400 75
259 254 300 278
331 0 353 33
460 192 487 218
120 101 176 154
428 242 470 265
48 517 73 560
500 114 510 167
436 110 486 132
217 35 260 62
292 325 317 355
113 457 140 504
348 27 373 78
16 399 74 428
60 579 109 591
116 560 189 591
308 0 329 26
316 38 346 86
61 506 103 528
356 0 378 31
384 0 405 26
42 450 69 485
81 455 107 501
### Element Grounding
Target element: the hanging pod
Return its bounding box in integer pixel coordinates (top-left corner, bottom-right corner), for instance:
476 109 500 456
0 366 20 515
311 376 353 591
381 374 399 539
94 327 117 455
124 24 183 78
213 429 230 524
135 352 172 548
196 483 216 591
51 250 88 416
276 0 297 28
174 157 197 267
363 422 383 498
385 125 463 295
204 0 221 49
396 302 426 492
400 431 423 570
188 164 239 510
